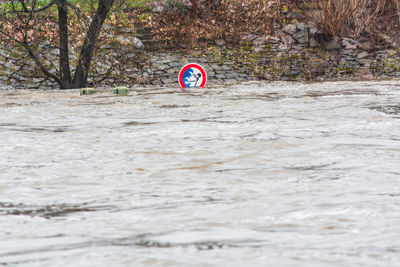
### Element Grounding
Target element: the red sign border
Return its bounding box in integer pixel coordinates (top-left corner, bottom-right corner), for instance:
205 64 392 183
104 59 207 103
178 63 207 90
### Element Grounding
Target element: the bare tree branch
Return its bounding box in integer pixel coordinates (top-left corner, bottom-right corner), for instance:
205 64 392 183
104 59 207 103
65 1 87 33
0 27 24 45
7 0 57 14
25 44 62 85
94 64 114 84
17 0 29 12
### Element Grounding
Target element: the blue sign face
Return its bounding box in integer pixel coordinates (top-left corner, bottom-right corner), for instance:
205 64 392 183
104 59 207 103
182 68 203 88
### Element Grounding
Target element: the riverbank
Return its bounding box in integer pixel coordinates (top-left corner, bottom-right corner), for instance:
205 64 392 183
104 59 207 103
2 36 400 89
1 0 400 89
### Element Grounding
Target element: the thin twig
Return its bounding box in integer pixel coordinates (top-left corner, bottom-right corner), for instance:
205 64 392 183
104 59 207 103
94 64 114 84
7 0 57 14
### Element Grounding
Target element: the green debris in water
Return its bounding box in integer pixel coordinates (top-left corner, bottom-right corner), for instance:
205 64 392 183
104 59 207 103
113 87 130 95
80 88 96 95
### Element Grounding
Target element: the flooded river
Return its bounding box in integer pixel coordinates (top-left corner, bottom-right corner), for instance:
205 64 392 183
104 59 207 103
0 81 400 266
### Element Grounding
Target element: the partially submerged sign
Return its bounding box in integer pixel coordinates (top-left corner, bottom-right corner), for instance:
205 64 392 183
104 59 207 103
178 63 207 91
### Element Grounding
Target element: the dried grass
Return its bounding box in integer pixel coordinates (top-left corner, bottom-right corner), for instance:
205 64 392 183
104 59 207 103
298 0 400 45
154 0 400 47
152 0 285 46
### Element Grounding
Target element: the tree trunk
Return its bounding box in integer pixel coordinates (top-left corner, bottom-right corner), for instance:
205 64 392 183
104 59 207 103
58 0 72 89
397 0 400 28
72 0 115 88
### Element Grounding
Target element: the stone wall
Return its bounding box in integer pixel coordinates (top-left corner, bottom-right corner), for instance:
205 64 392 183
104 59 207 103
1 21 400 89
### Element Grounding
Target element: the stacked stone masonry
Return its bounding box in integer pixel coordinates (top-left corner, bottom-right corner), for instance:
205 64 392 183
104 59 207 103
1 21 400 89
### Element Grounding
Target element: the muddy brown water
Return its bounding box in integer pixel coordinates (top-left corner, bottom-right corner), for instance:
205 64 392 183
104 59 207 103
0 81 400 266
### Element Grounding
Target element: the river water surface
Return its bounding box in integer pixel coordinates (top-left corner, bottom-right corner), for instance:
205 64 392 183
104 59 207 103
0 81 400 266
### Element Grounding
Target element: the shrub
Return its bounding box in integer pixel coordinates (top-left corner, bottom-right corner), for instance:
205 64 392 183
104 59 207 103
296 0 400 46
152 0 286 46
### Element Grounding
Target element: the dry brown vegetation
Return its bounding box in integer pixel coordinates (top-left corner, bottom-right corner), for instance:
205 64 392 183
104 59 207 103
152 0 400 47
297 0 400 45
152 0 286 46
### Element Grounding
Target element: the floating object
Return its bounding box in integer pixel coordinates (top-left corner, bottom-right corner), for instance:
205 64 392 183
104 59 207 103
113 87 130 95
80 88 96 95
178 63 207 91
